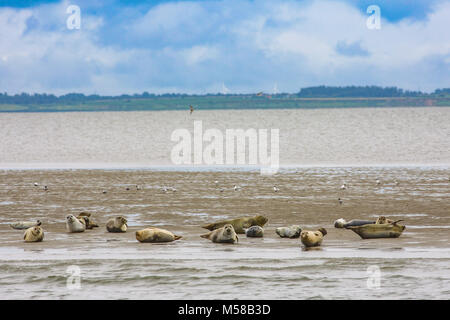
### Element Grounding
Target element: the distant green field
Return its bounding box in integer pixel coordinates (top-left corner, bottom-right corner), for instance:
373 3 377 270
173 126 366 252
1 95 449 112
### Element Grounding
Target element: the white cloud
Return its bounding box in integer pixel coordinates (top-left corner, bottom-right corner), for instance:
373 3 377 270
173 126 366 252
0 0 449 94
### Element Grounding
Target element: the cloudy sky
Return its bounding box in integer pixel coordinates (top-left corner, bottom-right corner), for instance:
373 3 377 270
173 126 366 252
0 0 449 95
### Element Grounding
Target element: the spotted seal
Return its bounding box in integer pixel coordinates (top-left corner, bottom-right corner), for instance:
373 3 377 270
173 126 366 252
23 226 44 242
201 215 268 234
300 227 327 247
106 216 128 233
275 225 302 238
10 220 42 230
66 214 86 233
135 227 182 243
200 224 239 244
245 226 264 237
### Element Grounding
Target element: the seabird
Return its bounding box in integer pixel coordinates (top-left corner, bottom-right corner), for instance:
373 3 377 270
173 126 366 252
234 185 241 191
340 183 347 190
376 179 381 185
34 182 39 187
338 198 343 205
273 186 279 192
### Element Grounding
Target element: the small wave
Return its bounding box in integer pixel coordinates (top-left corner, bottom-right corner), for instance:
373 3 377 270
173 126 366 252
407 225 450 229
369 213 428 217
0 201 15 205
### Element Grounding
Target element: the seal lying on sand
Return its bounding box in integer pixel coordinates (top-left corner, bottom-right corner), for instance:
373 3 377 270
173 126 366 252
201 215 268 234
106 216 128 233
66 214 86 233
276 225 302 238
300 228 327 247
201 224 239 244
136 227 182 243
245 226 264 237
10 220 42 230
334 218 374 229
348 218 405 239
23 226 44 242
77 212 99 229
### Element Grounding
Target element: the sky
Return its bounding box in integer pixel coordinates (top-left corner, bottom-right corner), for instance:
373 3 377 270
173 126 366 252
0 0 449 95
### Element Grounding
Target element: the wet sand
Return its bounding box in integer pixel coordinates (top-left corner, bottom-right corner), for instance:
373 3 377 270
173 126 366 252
0 167 449 299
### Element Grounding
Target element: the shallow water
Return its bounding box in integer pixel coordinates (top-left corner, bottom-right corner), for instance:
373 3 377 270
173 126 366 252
0 167 449 299
0 108 449 299
0 107 449 168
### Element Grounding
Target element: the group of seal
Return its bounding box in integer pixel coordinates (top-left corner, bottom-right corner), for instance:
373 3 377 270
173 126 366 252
10 213 404 247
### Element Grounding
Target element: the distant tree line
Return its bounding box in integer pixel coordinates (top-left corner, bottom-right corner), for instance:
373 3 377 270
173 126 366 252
0 86 449 105
296 85 437 97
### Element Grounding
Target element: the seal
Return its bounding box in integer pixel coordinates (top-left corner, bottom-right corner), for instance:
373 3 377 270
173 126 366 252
66 214 86 233
300 228 327 247
106 216 128 233
23 226 44 242
10 220 41 230
201 215 268 234
375 216 393 224
135 227 182 243
200 224 239 244
245 226 264 237
348 220 405 239
77 212 99 229
334 218 375 229
276 225 302 238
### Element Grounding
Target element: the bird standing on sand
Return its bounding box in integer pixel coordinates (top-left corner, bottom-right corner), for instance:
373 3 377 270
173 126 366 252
189 105 194 114
234 185 241 191
338 198 343 205
376 179 381 185
44 185 48 191
34 182 39 187
273 186 279 192
340 183 347 190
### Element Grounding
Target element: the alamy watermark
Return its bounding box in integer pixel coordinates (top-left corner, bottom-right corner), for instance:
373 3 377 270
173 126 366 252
66 5 81 30
170 121 279 175
366 265 381 289
66 265 81 290
366 5 381 30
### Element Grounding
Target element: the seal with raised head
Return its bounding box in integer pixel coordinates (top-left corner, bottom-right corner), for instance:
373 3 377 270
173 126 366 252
10 220 42 230
201 224 239 244
245 226 264 237
136 227 182 243
77 212 99 229
24 226 44 242
201 215 268 234
375 216 393 224
276 225 302 238
106 216 128 233
66 214 86 233
300 228 327 247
